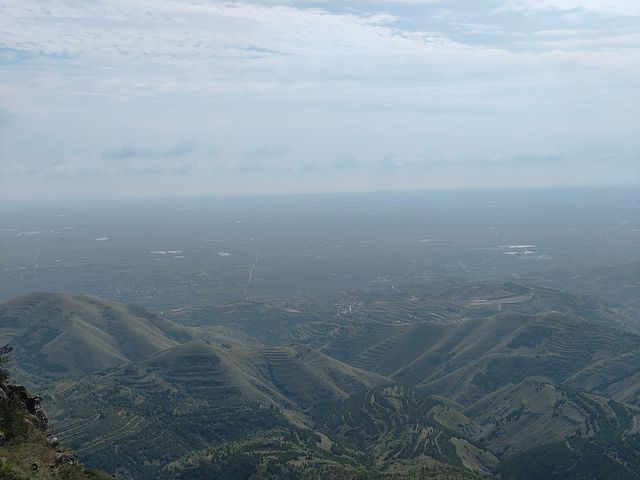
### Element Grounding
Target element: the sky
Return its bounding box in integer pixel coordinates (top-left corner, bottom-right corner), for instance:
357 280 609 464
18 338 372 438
0 0 639 200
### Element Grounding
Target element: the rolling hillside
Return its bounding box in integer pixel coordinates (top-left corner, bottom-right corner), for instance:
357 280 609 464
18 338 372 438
1 285 639 479
141 340 390 417
465 377 635 455
45 340 389 477
395 310 640 406
0 293 199 382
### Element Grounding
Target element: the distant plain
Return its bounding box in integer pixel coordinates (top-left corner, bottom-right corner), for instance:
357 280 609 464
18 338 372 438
1 187 638 310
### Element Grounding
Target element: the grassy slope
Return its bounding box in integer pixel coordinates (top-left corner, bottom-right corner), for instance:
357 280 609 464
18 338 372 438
0 430 112 480
0 368 112 480
0 292 197 380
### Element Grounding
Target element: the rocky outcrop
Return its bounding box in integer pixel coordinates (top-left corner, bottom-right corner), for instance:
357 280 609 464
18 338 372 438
0 383 49 432
1 382 49 449
0 378 109 479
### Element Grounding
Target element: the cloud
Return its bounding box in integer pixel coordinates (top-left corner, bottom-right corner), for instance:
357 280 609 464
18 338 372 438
1 0 638 106
235 147 294 172
496 0 640 16
0 155 207 177
102 141 198 159
380 151 565 170
244 147 291 159
0 0 638 198
300 155 360 172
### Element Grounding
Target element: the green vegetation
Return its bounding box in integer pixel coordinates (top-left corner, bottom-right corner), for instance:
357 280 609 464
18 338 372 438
168 428 479 480
1 282 639 479
318 385 496 474
0 293 196 382
497 433 640 480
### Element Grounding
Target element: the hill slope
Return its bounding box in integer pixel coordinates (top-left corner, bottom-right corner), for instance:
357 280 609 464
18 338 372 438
46 340 390 478
0 292 195 380
318 385 497 475
393 310 640 406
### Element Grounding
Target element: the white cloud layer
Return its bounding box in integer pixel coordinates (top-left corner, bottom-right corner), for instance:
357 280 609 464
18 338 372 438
0 0 638 198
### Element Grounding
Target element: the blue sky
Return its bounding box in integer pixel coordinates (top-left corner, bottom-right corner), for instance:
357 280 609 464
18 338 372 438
0 0 638 199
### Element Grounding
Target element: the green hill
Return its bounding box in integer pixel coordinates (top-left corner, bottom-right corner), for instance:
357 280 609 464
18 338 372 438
45 340 390 478
318 385 497 475
140 340 390 418
465 377 636 455
0 293 196 382
393 310 640 406
166 427 481 480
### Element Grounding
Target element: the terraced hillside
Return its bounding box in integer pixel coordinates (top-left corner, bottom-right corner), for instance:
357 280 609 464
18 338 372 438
465 377 636 455
176 288 465 339
176 288 469 376
566 348 640 406
166 426 482 480
393 310 640 406
175 283 637 383
318 385 498 475
496 398 640 480
46 340 389 477
2 284 639 479
314 381 640 479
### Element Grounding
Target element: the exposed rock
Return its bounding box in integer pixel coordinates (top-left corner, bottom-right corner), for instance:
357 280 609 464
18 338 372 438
27 396 49 431
1 383 49 431
52 451 78 467
0 350 112 480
